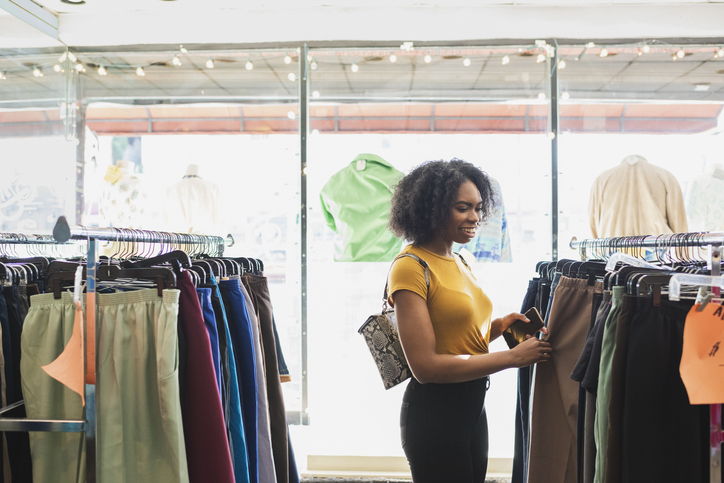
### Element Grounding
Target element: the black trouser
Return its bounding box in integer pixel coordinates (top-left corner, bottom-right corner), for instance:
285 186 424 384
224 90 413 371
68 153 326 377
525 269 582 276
401 376 489 483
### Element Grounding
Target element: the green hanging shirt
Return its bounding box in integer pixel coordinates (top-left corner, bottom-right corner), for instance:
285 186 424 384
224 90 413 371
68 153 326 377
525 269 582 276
319 153 404 262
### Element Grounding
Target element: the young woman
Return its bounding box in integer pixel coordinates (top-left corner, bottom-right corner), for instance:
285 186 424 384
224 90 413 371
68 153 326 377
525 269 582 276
387 159 552 483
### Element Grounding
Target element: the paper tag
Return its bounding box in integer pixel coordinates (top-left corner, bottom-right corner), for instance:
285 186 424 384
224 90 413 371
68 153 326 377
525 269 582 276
680 303 724 404
103 165 122 184
73 265 82 303
356 159 366 171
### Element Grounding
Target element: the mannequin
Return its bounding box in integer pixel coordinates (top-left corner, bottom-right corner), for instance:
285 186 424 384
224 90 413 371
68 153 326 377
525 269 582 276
164 164 224 235
589 155 687 238
99 159 147 228
685 162 724 231
623 154 645 165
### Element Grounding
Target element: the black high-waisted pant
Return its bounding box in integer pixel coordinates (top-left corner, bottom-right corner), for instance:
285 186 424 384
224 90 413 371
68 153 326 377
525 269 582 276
401 376 489 483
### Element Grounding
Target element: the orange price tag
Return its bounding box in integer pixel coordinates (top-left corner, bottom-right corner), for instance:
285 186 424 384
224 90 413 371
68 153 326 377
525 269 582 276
680 303 724 404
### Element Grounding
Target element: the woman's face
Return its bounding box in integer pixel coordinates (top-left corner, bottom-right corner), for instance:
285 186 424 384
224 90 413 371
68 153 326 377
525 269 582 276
440 180 483 244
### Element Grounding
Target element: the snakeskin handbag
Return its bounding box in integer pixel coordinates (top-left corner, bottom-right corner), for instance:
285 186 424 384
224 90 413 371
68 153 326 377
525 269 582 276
358 253 430 389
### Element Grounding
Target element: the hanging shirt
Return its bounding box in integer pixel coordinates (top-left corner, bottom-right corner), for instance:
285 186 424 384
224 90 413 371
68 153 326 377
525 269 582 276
164 176 224 236
319 153 403 262
588 156 688 238
455 176 512 262
684 169 724 232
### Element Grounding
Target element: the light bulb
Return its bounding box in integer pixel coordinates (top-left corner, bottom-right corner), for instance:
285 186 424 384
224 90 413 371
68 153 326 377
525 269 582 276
246 60 254 71
642 45 651 54
74 62 83 72
0 71 5 80
638 50 643 56
718 48 724 58
558 59 566 69
287 111 296 120
538 92 546 100
351 63 359 72
677 49 685 59
502 55 510 65
206 59 214 69
284 55 292 64
586 42 595 48
312 129 320 135
288 72 296 81
98 65 107 76
424 54 432 63
33 67 43 77
172 55 182 66
136 67 145 76
463 57 471 67
600 49 608 57
312 90 320 98
390 54 397 63
547 131 556 140
53 64 61 72
179 45 187 54
672 54 678 61
561 91 570 100
307 54 313 62
536 54 546 63
310 60 318 70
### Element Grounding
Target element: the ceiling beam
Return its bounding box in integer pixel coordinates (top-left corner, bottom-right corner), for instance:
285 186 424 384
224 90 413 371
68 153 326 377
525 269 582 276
0 0 58 40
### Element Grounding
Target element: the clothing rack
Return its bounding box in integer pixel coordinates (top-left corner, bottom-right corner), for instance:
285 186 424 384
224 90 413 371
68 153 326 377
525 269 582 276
0 216 234 483
570 232 724 483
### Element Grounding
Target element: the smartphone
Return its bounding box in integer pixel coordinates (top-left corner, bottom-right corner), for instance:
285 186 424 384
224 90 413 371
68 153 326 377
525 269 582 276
502 307 545 349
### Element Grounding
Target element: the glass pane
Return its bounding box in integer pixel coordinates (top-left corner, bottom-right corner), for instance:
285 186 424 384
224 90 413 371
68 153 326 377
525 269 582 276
558 42 724 259
307 45 552 463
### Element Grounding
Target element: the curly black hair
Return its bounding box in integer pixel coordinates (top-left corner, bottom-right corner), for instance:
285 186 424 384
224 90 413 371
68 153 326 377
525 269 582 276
389 158 492 245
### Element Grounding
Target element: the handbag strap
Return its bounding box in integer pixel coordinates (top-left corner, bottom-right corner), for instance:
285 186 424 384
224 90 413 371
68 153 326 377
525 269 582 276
383 253 430 312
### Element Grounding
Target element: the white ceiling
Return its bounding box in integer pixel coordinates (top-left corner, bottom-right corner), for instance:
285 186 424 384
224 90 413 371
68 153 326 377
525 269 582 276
2 1 724 49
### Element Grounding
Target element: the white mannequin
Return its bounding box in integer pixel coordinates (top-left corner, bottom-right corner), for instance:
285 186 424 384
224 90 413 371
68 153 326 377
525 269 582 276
183 163 200 178
623 154 646 165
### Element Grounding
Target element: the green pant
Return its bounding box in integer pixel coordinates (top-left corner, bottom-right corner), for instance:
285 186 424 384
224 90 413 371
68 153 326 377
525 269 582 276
21 289 188 483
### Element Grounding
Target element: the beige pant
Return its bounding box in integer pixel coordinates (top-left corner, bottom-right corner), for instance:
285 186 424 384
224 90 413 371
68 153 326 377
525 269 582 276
21 289 188 483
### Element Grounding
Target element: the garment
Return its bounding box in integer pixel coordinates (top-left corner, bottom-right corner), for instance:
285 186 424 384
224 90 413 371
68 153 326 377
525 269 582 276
99 165 147 229
21 289 189 483
177 273 235 483
237 280 277 483
684 169 724 231
207 278 250 483
593 287 624 483
164 175 224 235
197 287 222 394
242 274 292 483
621 296 708 483
455 177 512 262
388 245 493 355
401 377 489 483
511 278 540 483
220 279 260 483
319 153 403 262
528 277 602 483
588 156 688 238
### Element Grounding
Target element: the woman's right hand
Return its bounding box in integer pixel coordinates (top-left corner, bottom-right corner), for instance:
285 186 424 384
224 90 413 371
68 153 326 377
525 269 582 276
510 335 552 368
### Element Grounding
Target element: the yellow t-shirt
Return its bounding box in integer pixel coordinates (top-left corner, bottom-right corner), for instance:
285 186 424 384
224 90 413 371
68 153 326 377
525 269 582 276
388 245 493 355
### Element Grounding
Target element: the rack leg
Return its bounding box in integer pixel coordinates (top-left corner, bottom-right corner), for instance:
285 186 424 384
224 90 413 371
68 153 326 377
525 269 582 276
85 384 96 483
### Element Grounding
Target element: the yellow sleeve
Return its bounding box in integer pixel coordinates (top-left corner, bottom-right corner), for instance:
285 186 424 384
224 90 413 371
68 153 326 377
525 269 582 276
387 255 428 306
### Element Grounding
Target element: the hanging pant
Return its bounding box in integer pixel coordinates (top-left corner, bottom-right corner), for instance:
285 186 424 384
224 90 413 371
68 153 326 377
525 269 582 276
529 276 602 483
238 280 277 483
620 296 708 483
21 289 189 483
177 272 235 483
219 279 260 483
242 275 293 483
511 278 539 483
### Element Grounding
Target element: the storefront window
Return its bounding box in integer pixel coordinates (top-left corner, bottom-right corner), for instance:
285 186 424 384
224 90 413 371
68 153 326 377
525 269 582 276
306 46 552 466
